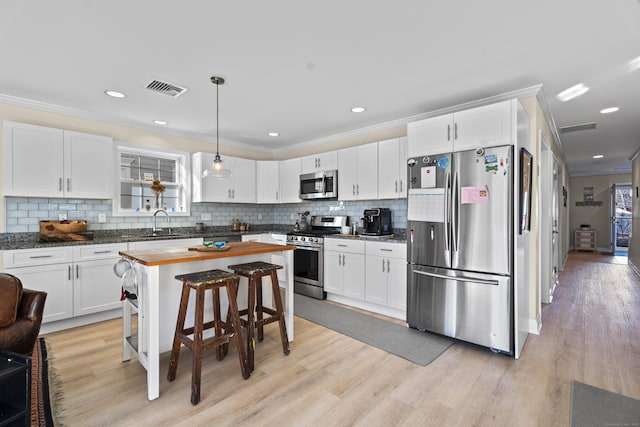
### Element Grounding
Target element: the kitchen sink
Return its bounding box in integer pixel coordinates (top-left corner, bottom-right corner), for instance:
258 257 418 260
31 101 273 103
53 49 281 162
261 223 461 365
121 233 187 239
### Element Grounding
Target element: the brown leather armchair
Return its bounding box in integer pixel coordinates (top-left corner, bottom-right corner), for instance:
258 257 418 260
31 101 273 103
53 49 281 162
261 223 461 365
0 273 47 355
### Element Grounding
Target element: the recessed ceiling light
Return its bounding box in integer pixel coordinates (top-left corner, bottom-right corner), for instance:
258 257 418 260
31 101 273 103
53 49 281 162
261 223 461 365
351 107 366 113
153 120 168 125
268 132 279 137
630 56 640 71
593 155 604 159
104 90 126 98
556 83 589 102
600 107 619 114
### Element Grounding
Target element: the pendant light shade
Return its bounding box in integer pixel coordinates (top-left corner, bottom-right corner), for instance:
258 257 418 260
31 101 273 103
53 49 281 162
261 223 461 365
203 76 232 179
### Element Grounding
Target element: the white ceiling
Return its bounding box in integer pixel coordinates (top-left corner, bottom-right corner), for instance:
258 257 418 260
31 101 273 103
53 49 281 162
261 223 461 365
1 1 639 176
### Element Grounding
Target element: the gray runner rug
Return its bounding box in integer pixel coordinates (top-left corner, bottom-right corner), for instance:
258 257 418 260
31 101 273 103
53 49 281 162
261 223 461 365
570 381 640 427
294 294 452 366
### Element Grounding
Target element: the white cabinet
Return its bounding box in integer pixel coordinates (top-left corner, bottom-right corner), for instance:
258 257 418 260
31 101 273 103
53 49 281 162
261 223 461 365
407 100 514 156
378 136 408 199
279 158 302 203
301 151 337 174
324 238 365 300
2 243 125 323
365 241 407 311
3 121 113 198
256 161 280 203
192 153 256 203
338 142 378 201
72 244 127 316
575 230 596 252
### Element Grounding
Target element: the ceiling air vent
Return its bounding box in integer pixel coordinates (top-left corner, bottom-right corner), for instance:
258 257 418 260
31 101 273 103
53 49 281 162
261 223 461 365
145 79 188 98
559 122 596 134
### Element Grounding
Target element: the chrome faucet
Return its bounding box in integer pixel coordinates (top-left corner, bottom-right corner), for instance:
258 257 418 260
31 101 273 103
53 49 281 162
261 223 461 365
152 209 170 235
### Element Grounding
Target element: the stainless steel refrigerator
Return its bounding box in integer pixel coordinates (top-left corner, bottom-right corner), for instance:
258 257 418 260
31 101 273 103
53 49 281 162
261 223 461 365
406 145 514 354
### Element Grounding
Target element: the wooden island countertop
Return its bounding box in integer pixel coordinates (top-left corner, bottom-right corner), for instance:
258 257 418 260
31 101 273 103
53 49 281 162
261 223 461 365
119 241 296 266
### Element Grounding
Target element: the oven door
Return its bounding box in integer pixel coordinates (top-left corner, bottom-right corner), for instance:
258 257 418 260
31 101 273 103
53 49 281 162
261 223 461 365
293 245 325 299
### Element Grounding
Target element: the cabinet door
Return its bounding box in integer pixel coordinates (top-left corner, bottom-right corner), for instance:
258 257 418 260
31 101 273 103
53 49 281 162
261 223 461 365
386 257 407 310
4 264 73 323
453 100 513 151
256 161 279 203
342 253 365 300
301 151 337 173
192 152 232 202
74 258 123 316
279 158 302 203
337 147 357 201
231 157 256 203
365 254 387 305
407 114 453 157
378 138 401 199
3 121 64 197
323 251 343 295
63 131 113 199
355 142 378 200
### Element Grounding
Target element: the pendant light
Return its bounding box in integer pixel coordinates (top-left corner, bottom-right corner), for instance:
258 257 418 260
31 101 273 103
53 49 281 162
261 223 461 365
203 75 232 179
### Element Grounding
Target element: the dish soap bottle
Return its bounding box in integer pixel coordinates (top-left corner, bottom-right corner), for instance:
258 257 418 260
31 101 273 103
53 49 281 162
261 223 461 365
145 199 151 211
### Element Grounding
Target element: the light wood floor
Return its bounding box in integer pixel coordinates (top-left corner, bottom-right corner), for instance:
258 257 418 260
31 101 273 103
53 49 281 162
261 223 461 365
45 252 640 426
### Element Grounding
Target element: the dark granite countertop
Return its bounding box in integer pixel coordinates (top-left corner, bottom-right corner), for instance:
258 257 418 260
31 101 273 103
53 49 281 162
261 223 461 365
0 225 293 251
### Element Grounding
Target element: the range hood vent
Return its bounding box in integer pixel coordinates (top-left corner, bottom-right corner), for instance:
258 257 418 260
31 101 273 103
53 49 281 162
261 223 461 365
559 122 596 134
145 79 188 98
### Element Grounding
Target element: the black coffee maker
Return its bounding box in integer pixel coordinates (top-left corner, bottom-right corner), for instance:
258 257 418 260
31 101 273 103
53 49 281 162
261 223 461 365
362 208 392 236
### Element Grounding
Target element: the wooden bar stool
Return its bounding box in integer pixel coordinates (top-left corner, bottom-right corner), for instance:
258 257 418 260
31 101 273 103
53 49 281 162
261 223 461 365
227 261 290 372
167 269 249 405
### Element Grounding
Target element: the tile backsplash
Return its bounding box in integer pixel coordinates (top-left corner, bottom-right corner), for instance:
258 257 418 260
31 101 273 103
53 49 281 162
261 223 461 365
4 197 407 233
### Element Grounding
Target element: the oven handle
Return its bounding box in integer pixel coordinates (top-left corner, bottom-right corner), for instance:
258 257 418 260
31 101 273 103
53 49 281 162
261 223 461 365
292 245 321 251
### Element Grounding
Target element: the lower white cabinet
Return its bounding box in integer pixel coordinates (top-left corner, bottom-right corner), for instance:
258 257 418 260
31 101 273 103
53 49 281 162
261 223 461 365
365 241 407 310
324 238 365 300
2 243 126 323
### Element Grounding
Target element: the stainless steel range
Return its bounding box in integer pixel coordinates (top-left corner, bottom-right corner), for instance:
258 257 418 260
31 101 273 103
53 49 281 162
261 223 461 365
287 215 348 299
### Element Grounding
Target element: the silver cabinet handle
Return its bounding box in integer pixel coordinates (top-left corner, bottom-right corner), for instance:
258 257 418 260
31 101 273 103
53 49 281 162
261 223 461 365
387 259 390 272
395 181 398 192
356 184 359 195
342 254 345 266
68 265 72 280
382 259 385 272
67 178 70 192
276 191 279 201
454 123 458 140
447 124 451 141
352 184 356 195
381 248 393 252
232 189 235 199
76 264 79 279
59 177 63 192
399 180 403 192
93 250 112 254
29 255 53 259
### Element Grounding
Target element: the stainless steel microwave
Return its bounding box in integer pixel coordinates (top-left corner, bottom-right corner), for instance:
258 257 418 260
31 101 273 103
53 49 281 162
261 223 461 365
299 170 338 200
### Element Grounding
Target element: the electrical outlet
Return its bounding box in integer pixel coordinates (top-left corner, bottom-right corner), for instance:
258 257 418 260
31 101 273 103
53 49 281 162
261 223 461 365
201 213 212 221
98 213 106 223
58 213 67 221
258 213 262 220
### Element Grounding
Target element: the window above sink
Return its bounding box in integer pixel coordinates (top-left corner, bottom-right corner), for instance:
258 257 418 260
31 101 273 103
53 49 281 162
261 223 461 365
114 142 191 217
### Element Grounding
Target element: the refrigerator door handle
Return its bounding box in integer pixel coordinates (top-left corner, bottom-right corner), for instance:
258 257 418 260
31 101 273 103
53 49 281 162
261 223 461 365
451 170 459 253
413 269 499 286
444 171 451 252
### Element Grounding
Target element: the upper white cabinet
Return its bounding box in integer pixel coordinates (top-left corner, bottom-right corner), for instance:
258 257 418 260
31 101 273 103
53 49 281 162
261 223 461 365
256 160 280 203
378 136 407 199
192 152 256 203
301 151 337 174
338 142 378 201
3 121 113 198
408 100 515 156
279 158 302 203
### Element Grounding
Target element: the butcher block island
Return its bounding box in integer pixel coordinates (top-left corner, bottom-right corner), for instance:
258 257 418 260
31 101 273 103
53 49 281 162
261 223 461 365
118 241 296 400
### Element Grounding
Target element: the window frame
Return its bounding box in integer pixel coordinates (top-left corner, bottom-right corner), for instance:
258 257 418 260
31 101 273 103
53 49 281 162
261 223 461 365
113 142 191 217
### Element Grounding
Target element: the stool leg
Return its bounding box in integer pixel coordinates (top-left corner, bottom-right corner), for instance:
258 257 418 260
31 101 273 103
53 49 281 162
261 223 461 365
270 270 290 355
256 276 264 342
246 276 257 372
191 286 205 405
168 282 190 382
226 278 250 379
212 287 225 361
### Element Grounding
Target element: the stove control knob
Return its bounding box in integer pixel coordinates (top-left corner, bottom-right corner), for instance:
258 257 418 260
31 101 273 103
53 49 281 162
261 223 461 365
313 237 319 243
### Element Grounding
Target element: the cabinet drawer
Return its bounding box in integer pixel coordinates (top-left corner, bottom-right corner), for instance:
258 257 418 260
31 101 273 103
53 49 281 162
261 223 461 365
2 246 73 268
73 243 127 261
324 238 365 254
365 241 407 259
